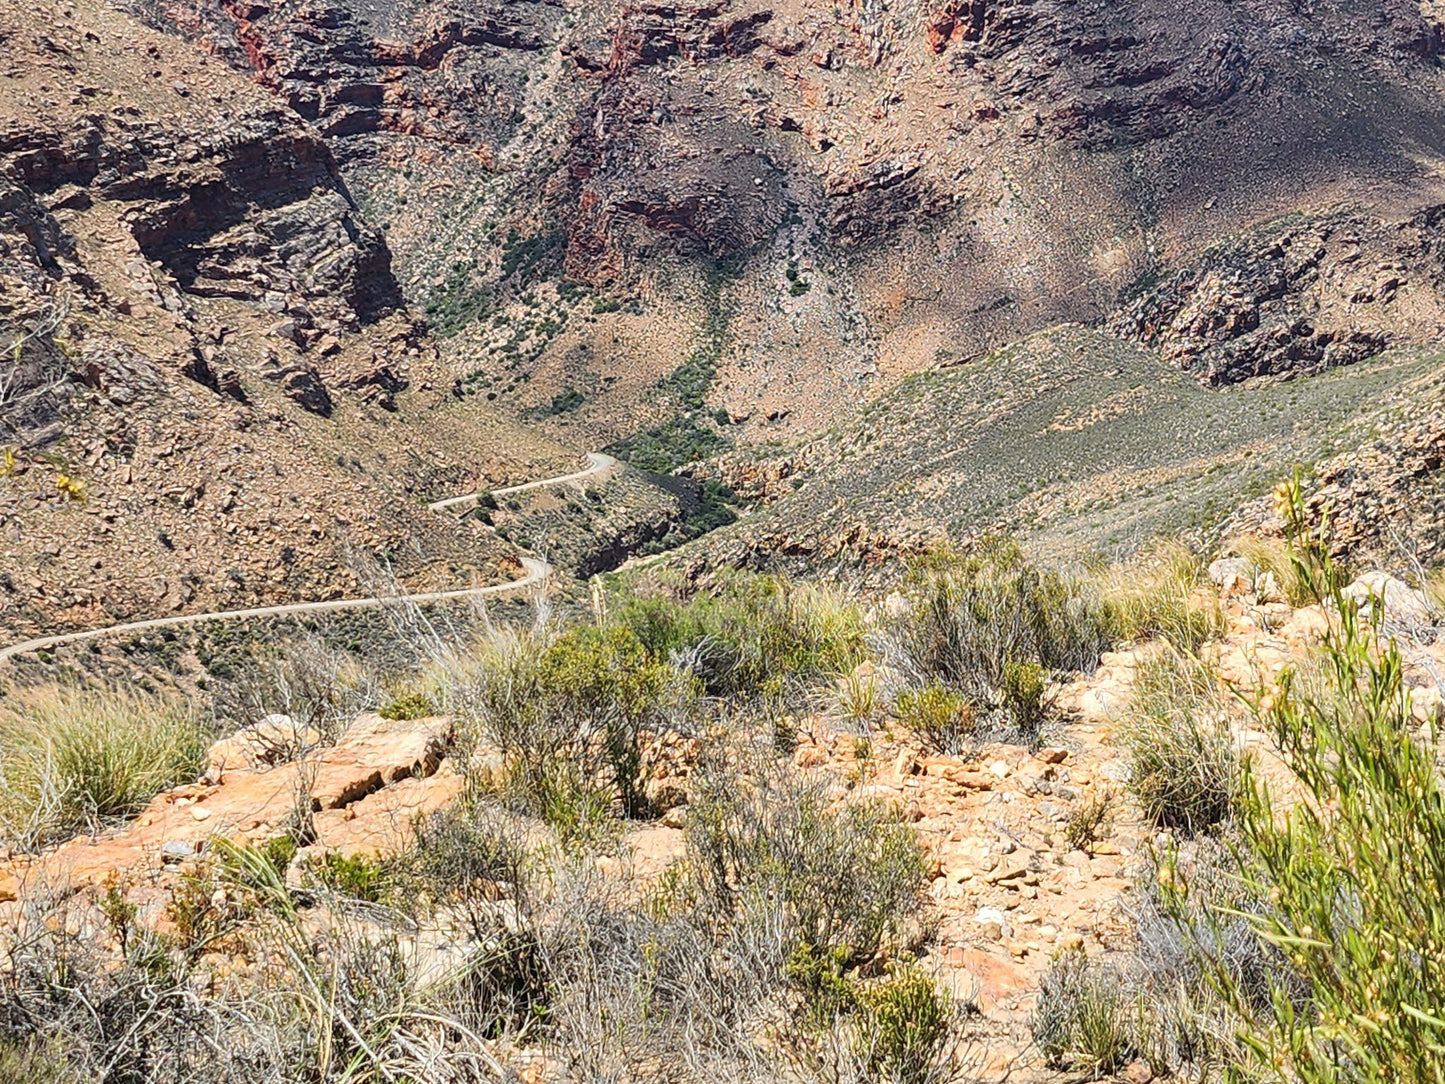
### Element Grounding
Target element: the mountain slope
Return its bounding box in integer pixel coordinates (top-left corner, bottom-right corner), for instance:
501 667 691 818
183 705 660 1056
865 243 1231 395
152 0 1445 453
676 326 1445 573
0 0 674 639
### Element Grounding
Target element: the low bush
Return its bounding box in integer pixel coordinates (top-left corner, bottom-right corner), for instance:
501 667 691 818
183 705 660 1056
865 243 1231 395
1116 650 1241 834
1063 792 1114 853
312 851 393 903
615 572 868 702
683 753 925 970
827 666 889 730
0 686 209 849
1000 659 1048 736
378 687 435 720
532 748 951 1082
1031 948 1138 1074
895 538 1111 692
893 683 974 754
852 963 959 1084
442 623 697 833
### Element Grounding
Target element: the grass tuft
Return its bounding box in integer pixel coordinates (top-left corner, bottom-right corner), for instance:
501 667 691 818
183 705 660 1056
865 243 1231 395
1115 650 1242 835
0 686 208 849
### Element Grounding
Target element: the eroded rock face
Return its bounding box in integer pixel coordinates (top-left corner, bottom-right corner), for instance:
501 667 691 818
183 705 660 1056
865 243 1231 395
136 0 1445 453
158 0 1445 268
1109 209 1445 384
169 0 555 155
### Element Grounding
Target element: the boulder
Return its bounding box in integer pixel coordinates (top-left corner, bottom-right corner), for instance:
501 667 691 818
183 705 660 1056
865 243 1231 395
206 714 320 779
1208 556 1256 589
308 713 452 810
1343 572 1435 629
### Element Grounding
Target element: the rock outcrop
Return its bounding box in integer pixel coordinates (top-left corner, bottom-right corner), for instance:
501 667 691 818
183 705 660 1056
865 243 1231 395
1110 209 1445 385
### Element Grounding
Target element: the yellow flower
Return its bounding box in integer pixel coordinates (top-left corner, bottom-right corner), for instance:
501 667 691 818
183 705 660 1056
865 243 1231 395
55 473 87 503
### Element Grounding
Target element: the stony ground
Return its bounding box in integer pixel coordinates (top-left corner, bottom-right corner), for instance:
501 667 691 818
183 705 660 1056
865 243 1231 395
6 565 1440 1077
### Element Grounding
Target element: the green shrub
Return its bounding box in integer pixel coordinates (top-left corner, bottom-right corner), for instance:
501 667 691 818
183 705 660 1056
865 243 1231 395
1063 792 1114 852
313 851 393 903
0 687 209 849
1001 659 1048 735
853 963 956 1084
528 387 586 418
1116 651 1241 834
606 413 726 473
378 688 435 721
403 805 531 905
895 538 1109 699
260 834 299 878
1161 492 1445 1081
615 573 867 702
893 684 974 753
443 624 696 831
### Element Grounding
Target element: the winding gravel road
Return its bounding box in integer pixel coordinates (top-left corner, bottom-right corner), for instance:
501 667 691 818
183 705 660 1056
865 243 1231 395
427 452 617 511
0 453 617 665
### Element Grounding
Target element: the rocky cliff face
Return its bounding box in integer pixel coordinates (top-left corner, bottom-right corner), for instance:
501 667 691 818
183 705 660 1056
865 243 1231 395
145 0 1445 449
0 0 581 639
1111 208 1445 385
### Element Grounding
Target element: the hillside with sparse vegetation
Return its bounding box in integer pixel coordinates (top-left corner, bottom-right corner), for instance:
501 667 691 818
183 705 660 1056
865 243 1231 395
5 0 1445 1079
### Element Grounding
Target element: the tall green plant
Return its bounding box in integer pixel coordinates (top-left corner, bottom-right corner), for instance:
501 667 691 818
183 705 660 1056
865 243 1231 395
1163 477 1445 1081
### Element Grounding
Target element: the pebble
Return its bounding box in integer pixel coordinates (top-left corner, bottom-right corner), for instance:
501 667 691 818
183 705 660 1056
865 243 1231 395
161 839 194 861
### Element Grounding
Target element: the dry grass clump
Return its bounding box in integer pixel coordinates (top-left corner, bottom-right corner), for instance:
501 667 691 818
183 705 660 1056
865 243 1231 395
1425 564 1445 619
1092 541 1224 651
895 538 1110 690
1115 650 1242 835
1030 947 1140 1075
1229 534 1320 607
0 685 208 850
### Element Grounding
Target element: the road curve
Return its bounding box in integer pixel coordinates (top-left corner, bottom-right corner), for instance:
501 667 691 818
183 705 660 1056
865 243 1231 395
0 452 616 665
427 452 617 512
